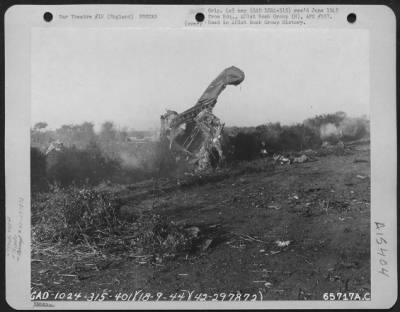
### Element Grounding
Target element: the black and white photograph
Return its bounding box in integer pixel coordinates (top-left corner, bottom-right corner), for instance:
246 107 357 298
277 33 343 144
4 4 397 309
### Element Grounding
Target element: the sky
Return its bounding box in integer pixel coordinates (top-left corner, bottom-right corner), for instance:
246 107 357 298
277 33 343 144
32 28 369 131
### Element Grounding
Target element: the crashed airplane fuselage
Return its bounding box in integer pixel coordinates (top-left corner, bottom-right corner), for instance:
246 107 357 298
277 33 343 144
160 66 245 172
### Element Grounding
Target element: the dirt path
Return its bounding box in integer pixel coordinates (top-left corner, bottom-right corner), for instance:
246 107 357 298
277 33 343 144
32 148 370 301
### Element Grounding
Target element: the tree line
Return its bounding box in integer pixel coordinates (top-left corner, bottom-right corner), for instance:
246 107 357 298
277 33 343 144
31 112 369 192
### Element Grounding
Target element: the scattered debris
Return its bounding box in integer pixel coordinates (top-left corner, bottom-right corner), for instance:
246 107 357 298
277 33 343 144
201 239 213 252
128 254 152 258
293 154 309 164
345 138 370 146
45 140 65 155
356 175 367 180
184 226 200 238
275 240 291 248
233 232 267 243
273 154 291 165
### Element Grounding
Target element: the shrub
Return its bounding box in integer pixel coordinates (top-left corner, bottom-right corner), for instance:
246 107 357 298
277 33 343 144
62 188 120 240
32 186 120 243
46 144 120 187
145 217 195 255
231 132 260 161
31 186 196 258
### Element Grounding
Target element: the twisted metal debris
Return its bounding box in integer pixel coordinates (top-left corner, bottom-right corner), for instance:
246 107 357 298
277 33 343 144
160 66 245 172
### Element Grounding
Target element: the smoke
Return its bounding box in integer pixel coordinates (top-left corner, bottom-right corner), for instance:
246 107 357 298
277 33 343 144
339 118 369 140
320 123 341 143
118 151 141 168
320 117 369 143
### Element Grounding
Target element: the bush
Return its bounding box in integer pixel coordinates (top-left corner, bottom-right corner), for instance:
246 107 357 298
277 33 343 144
31 190 67 242
32 186 120 243
46 144 120 187
63 188 120 239
231 132 260 161
145 217 195 255
31 141 175 191
31 186 197 258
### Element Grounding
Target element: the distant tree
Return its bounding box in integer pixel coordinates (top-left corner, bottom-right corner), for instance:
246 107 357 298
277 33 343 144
31 123 54 151
79 122 96 140
335 111 347 119
71 122 96 149
117 126 129 142
98 121 118 159
99 122 116 141
33 122 48 131
55 125 75 147
52 122 97 149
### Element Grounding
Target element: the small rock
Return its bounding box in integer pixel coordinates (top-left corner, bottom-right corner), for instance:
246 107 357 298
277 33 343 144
275 240 291 247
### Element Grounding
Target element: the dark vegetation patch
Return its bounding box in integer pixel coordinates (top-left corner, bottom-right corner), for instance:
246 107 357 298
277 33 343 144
31 112 369 193
32 186 225 266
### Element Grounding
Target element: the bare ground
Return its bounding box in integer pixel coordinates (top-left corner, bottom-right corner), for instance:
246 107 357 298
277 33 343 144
32 145 370 301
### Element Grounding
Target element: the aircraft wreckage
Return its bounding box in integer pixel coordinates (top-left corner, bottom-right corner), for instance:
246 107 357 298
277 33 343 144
160 66 245 172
